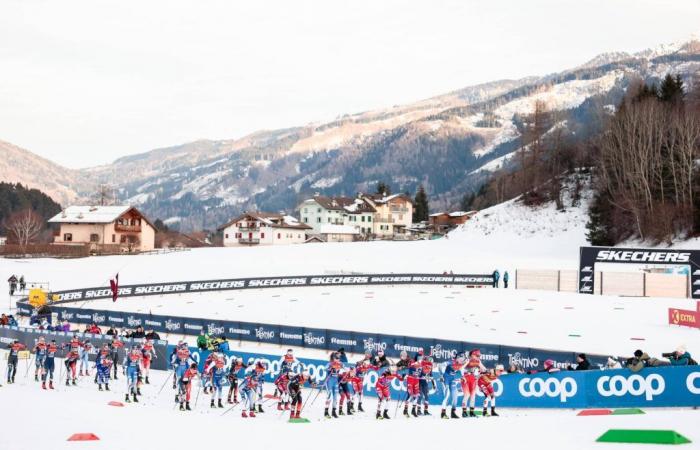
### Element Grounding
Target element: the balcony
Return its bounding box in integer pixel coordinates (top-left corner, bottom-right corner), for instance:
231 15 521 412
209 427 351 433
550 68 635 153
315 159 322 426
374 217 395 224
237 226 259 232
238 238 260 245
115 224 142 232
390 207 409 213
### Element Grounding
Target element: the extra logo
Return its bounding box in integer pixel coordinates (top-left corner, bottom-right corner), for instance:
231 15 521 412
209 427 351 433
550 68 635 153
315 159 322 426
597 374 665 401
519 377 577 402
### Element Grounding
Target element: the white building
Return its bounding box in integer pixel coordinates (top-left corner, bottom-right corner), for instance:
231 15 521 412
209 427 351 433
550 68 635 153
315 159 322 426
218 212 311 246
361 193 414 237
318 224 360 243
298 196 375 235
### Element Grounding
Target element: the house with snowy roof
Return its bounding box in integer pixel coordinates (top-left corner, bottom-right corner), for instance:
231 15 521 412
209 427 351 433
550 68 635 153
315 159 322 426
218 211 312 246
48 205 156 252
429 210 477 232
298 195 375 235
360 192 413 237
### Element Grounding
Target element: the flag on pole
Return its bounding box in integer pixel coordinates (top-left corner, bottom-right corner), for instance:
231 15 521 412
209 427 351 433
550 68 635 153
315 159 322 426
109 274 119 302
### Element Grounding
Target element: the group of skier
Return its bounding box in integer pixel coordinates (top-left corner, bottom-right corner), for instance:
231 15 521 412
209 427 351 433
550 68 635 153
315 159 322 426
8 334 505 421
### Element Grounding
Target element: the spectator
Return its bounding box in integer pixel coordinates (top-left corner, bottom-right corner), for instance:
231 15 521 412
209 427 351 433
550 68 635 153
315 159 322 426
626 349 670 372
60 320 71 332
8 315 18 327
87 323 102 334
145 329 160 340
507 363 524 374
370 349 389 368
0 314 8 326
337 348 348 363
105 326 117 336
574 353 590 371
605 357 622 370
503 271 509 288
492 270 500 288
197 329 209 350
8 274 18 296
129 326 145 339
663 345 695 366
19 275 26 291
542 359 560 374
39 318 50 330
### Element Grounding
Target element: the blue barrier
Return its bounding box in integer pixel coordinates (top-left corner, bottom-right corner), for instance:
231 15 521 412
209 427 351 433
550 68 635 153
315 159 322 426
24 302 613 371
170 345 700 408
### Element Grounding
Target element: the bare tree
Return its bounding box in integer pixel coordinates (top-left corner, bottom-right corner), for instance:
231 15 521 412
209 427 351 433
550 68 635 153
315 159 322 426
93 184 116 206
5 209 44 247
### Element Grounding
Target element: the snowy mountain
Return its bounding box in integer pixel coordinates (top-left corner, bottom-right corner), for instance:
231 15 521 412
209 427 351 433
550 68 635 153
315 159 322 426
2 37 699 230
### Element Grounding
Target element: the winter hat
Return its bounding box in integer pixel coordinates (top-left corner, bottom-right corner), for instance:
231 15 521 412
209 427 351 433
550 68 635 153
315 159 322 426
676 345 687 354
578 353 587 360
634 350 643 358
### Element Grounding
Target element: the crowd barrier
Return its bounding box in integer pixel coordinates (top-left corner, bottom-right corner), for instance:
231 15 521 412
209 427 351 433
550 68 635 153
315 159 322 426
18 301 614 372
41 273 495 303
0 325 170 370
176 345 700 408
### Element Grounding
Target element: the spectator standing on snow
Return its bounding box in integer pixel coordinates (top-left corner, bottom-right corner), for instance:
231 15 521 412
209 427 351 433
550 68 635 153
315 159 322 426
492 270 500 288
197 329 209 350
8 275 18 296
19 275 26 291
503 271 509 288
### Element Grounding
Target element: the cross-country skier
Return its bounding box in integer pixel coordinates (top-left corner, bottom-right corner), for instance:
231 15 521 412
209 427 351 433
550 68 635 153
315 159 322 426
209 353 227 408
42 340 58 389
461 349 487 417
275 349 299 397
123 345 142 403
33 337 48 382
288 370 316 419
338 366 357 415
201 351 218 394
227 357 246 404
375 366 403 420
178 363 199 411
171 342 194 398
141 339 156 384
64 347 79 386
403 355 423 417
78 339 92 376
252 360 268 413
109 335 125 380
274 367 292 411
96 354 113 391
439 353 465 419
239 364 262 418
353 353 376 412
370 349 390 368
324 352 345 418
479 365 503 417
94 344 111 384
418 355 435 415
6 340 26 384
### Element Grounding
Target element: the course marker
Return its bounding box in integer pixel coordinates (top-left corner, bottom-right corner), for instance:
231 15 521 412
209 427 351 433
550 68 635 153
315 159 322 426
612 408 645 415
67 433 100 442
577 409 612 416
108 401 124 407
568 334 581 337
517 331 527 334
289 417 311 423
630 337 646 341
596 429 691 445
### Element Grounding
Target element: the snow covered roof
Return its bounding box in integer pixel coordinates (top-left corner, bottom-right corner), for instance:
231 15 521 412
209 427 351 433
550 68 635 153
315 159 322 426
365 193 413 205
218 212 312 231
319 224 360 235
448 211 476 218
49 205 153 226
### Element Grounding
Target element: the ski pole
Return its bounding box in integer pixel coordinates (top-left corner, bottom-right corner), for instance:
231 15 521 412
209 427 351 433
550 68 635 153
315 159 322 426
299 385 319 416
25 354 35 378
193 378 203 409
309 384 325 407
157 371 174 396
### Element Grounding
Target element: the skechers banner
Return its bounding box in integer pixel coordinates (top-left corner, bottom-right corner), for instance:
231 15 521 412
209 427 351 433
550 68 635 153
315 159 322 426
41 273 494 303
20 301 612 371
173 345 700 408
578 246 700 299
0 325 169 370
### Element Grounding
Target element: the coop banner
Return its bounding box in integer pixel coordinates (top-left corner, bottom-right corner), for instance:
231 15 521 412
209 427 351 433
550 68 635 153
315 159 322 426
32 303 615 372
171 345 700 408
0 325 169 370
43 273 494 303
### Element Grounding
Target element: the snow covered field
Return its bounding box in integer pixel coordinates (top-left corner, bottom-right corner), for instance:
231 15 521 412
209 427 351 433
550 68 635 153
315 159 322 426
1 352 698 450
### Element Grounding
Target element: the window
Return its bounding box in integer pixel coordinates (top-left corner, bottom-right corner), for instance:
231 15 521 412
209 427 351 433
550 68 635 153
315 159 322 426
225 234 229 239
260 233 265 239
90 233 99 243
317 217 321 223
277 233 281 239
327 218 331 223
367 216 372 222
112 234 116 243
64 233 72 242
298 234 301 238
304 217 308 223
317 208 321 213
361 216 365 222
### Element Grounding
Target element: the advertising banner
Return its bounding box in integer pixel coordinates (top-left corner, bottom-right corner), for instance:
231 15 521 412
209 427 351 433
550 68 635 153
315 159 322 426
172 345 700 408
667 301 700 329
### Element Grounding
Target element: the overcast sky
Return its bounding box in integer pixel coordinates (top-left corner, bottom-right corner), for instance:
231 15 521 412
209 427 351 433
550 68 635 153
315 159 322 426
1 0 699 168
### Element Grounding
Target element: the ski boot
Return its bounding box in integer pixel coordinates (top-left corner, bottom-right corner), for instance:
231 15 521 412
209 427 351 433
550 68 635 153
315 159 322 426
132 392 138 403
257 404 264 413
450 407 459 419
210 399 216 408
179 402 185 411
338 405 345 416
125 394 131 403
42 381 46 390
490 407 499 417
185 402 191 411
376 411 382 420
137 387 142 396
249 409 256 418
35 374 39 382
145 376 150 384
66 378 70 386
332 407 338 418
277 402 283 411
462 407 468 418
72 379 76 386
285 402 290 410
411 405 418 417
347 403 353 416
241 410 249 418
98 384 103 391
382 410 390 420
441 409 448 419
218 399 224 408
403 406 410 417
49 381 54 390
482 407 488 417
358 402 364 412
469 407 477 418
227 396 234 404
105 384 110 391
324 408 331 419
